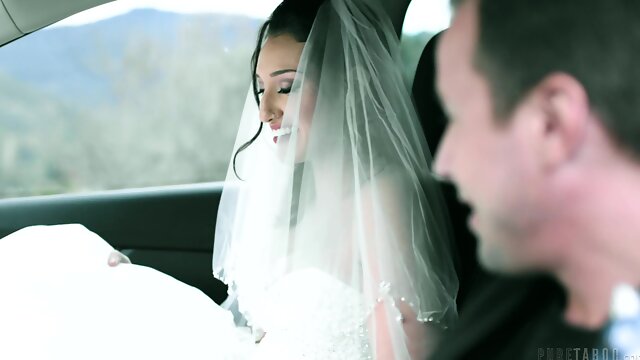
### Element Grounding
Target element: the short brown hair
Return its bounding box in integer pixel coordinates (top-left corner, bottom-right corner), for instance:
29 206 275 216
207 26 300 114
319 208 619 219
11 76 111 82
455 0 640 157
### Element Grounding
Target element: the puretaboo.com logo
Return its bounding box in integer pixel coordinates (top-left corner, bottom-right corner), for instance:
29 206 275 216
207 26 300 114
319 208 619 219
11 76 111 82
537 348 620 360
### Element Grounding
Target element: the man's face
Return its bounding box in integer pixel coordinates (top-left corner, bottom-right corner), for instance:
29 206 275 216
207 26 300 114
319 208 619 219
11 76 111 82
434 0 550 272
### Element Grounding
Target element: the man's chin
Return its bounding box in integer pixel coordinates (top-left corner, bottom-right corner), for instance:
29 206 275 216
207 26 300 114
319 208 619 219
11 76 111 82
477 242 532 275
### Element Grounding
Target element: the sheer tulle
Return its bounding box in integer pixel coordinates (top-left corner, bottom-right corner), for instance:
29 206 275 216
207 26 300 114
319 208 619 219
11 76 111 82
213 0 459 358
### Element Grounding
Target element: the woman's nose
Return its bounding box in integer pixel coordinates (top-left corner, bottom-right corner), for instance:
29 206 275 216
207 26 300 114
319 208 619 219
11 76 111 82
259 93 283 124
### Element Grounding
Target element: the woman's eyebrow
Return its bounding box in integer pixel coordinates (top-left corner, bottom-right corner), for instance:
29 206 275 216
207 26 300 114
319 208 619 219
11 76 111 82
269 69 297 77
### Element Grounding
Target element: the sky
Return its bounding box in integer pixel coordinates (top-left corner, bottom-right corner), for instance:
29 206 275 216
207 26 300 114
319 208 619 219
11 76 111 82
54 0 451 34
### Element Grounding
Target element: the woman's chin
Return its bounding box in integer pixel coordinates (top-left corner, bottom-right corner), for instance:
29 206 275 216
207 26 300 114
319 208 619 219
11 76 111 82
273 134 290 145
273 133 307 164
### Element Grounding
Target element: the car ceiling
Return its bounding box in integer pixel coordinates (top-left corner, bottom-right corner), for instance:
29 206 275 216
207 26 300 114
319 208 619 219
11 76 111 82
0 0 113 46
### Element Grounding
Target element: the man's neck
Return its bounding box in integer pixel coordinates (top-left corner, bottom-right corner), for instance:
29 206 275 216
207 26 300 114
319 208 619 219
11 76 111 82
560 260 623 329
553 168 640 329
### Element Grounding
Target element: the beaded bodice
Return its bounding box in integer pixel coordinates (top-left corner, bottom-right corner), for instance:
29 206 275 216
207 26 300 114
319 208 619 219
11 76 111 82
250 268 373 360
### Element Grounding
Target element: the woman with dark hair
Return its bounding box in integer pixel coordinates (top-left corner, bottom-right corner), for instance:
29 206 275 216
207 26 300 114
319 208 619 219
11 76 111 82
212 0 458 358
0 0 457 359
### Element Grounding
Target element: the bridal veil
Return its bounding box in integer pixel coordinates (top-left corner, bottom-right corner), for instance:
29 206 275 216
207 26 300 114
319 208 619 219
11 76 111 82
213 0 458 357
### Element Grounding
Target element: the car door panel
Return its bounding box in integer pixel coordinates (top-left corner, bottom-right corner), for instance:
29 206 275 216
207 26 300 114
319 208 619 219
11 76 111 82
0 183 229 304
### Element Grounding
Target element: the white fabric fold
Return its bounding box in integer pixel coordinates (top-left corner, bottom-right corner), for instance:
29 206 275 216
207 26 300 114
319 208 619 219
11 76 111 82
0 225 252 360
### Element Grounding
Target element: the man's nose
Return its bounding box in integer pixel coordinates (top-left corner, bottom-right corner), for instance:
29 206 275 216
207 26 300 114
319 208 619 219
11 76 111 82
432 128 454 182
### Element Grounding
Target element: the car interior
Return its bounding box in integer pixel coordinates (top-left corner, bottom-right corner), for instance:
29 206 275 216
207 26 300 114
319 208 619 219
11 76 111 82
0 0 110 45
0 0 481 315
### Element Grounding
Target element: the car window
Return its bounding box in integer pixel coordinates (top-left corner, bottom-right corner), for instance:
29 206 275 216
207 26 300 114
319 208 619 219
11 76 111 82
0 0 449 199
400 0 451 81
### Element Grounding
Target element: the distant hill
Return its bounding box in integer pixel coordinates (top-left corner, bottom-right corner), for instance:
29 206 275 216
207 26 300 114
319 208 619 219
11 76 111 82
0 9 261 106
0 70 79 132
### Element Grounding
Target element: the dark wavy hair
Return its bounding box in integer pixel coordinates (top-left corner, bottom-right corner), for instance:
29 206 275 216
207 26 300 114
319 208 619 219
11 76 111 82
232 0 326 179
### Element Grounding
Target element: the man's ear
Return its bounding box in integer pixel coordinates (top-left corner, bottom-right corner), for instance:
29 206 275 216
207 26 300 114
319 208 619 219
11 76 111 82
530 72 590 170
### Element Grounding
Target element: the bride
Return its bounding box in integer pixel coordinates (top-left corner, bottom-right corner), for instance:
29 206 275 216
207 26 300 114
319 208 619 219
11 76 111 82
0 0 458 359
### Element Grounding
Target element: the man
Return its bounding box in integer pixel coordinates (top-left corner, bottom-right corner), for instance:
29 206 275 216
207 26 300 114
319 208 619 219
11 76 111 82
430 0 640 357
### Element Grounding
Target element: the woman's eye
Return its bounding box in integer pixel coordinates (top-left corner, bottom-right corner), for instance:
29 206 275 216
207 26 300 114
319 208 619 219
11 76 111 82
256 89 265 97
277 81 298 95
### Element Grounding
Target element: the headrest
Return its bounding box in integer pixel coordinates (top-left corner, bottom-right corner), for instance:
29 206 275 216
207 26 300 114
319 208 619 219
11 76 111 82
411 31 446 156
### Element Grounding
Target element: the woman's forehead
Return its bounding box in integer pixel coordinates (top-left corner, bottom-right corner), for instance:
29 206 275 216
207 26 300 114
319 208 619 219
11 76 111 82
256 34 305 77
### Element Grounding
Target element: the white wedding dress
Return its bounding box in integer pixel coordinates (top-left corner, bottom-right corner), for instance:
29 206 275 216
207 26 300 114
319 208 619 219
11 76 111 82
0 224 372 360
0 1 461 358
